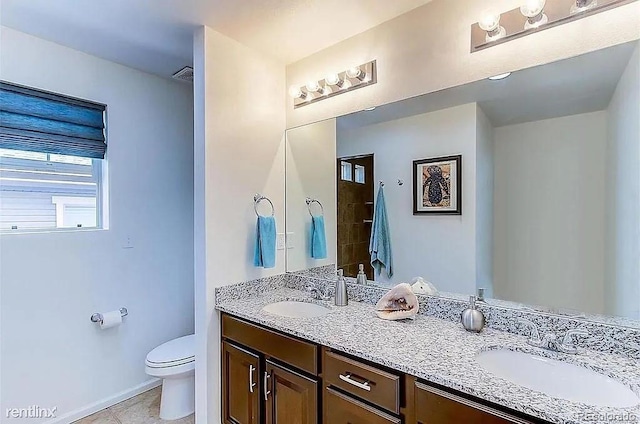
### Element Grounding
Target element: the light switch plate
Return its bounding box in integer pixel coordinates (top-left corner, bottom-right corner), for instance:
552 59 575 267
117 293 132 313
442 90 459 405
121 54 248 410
276 233 286 250
286 232 295 249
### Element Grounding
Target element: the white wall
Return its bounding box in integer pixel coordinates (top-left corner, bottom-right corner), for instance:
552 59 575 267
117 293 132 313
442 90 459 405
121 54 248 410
605 42 640 319
0 27 194 422
193 26 286 424
475 106 494 298
286 119 337 271
286 0 640 128
493 111 607 314
337 103 483 295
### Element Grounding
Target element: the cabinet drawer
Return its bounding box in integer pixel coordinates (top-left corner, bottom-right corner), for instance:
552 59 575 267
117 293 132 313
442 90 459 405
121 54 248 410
324 349 401 414
325 387 401 424
415 382 534 424
222 314 318 375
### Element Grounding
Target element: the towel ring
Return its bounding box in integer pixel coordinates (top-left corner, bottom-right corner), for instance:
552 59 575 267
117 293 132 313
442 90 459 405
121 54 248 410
305 197 324 217
254 194 275 217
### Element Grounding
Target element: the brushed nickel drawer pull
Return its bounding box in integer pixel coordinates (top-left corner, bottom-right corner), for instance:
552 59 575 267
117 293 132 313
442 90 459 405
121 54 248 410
264 372 271 400
339 373 371 391
249 365 257 393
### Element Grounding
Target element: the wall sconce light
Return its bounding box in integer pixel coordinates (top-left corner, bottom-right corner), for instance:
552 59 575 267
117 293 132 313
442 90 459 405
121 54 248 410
325 73 344 88
289 60 377 108
571 0 599 14
471 0 635 52
478 10 507 42
288 86 307 100
520 0 548 29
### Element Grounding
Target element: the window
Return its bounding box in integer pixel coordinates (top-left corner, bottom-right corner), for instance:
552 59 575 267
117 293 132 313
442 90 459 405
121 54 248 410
340 161 352 181
0 82 106 232
354 164 365 184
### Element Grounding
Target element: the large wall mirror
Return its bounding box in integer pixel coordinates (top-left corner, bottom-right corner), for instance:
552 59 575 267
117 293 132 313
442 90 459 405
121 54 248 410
285 40 640 324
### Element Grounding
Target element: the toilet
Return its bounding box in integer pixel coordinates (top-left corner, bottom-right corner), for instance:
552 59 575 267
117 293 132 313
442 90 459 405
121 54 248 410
145 334 195 420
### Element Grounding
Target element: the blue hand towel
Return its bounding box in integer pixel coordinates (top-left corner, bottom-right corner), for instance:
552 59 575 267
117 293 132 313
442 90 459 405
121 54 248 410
369 186 393 278
254 216 276 268
311 215 327 259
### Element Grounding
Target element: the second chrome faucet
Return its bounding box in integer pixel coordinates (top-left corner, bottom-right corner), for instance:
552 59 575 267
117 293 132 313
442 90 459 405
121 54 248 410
518 319 589 355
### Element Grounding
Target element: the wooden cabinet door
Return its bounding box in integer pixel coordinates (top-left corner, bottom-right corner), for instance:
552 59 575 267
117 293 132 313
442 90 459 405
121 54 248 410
415 382 534 424
222 341 261 424
265 360 318 424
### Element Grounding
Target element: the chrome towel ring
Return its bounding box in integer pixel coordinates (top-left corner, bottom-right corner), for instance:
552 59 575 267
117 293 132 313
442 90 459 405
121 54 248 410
254 194 275 217
305 197 324 217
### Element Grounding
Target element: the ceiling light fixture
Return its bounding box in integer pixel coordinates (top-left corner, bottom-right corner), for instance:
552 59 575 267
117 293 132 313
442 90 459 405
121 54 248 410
521 0 548 29
364 107 376 111
478 10 506 42
488 72 512 80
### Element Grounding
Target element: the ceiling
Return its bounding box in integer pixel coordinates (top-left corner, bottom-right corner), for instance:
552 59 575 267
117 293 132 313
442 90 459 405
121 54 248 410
0 0 432 78
337 41 637 131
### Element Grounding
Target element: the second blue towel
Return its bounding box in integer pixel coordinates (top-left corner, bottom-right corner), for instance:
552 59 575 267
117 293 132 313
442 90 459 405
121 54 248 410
311 215 327 259
254 215 276 268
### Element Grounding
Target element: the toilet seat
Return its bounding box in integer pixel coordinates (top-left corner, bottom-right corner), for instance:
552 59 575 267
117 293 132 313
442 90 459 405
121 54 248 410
146 334 194 369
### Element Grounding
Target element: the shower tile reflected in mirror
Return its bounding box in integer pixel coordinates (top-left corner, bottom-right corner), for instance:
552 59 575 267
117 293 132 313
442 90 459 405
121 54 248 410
284 40 640 325
337 154 374 278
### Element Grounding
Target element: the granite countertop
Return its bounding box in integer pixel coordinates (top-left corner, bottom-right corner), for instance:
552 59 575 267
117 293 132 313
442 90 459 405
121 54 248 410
215 287 640 424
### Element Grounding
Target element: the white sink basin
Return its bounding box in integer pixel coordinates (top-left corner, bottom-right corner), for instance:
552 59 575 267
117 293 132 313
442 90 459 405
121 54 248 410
476 349 639 408
262 301 330 318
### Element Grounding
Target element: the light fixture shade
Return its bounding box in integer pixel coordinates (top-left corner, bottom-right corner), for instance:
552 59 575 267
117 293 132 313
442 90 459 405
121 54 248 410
346 67 363 79
520 0 546 17
306 80 321 93
325 73 343 87
478 10 501 32
288 86 305 99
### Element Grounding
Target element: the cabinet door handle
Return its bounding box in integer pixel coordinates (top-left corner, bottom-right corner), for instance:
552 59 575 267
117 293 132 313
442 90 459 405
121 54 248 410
249 365 257 393
339 373 371 391
264 372 271 400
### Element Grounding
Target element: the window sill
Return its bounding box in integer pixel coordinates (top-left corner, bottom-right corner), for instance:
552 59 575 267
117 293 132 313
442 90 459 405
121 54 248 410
0 227 107 236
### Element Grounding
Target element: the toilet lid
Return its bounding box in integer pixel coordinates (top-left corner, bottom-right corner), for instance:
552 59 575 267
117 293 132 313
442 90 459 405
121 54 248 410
146 334 194 367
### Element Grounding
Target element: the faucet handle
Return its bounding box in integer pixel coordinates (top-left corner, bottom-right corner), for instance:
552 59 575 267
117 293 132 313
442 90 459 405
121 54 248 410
560 329 589 353
518 318 542 344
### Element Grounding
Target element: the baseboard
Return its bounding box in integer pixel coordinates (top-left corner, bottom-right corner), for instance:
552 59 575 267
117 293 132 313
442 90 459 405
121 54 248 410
44 378 162 424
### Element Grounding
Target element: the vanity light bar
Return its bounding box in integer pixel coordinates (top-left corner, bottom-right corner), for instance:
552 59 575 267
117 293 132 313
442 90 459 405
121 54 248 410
471 0 637 52
289 60 377 108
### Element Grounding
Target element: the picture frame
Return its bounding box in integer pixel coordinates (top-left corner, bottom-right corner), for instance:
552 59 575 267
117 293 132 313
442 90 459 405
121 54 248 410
413 155 462 215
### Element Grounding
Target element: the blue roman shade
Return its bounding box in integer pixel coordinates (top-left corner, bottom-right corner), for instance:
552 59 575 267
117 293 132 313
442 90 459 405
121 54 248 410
0 81 106 159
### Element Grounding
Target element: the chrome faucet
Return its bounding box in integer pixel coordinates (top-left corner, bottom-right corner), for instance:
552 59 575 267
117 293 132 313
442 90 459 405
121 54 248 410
307 285 330 301
518 319 588 355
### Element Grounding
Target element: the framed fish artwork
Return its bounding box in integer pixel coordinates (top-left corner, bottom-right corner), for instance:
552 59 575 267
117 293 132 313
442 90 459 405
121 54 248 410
413 155 462 215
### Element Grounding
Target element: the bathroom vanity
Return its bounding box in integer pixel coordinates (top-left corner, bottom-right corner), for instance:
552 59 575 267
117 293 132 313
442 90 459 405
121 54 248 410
221 313 540 424
215 276 640 424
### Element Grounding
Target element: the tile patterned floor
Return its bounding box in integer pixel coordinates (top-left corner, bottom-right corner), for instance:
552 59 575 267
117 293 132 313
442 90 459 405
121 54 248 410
73 387 194 424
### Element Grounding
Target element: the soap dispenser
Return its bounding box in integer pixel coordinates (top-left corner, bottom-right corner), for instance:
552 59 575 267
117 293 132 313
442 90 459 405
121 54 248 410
356 264 367 285
461 296 485 333
335 269 348 306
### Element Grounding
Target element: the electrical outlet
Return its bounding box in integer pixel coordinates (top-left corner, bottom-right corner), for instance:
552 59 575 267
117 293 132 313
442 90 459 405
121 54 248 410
276 233 286 250
286 232 295 249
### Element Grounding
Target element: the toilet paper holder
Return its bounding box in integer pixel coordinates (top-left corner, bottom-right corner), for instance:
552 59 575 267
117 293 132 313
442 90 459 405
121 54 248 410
90 307 128 324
